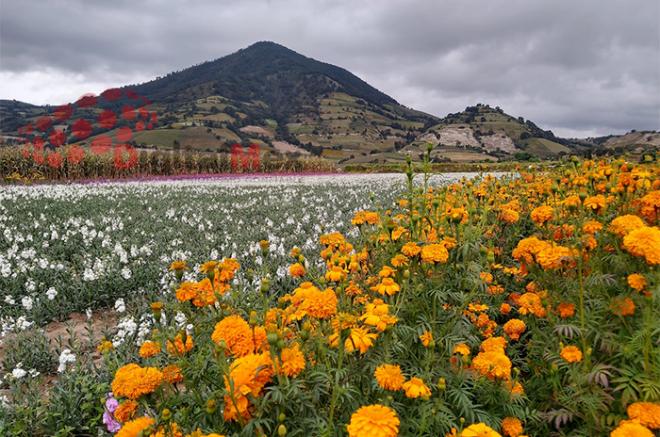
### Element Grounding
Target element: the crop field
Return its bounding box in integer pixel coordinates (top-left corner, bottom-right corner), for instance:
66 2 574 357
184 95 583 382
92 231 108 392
0 160 659 437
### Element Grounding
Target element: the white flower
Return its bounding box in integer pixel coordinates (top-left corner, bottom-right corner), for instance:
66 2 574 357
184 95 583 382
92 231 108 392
4 295 15 305
114 298 126 313
121 266 132 280
46 287 58 300
174 311 187 328
21 296 33 311
57 349 76 373
12 363 26 379
85 308 93 319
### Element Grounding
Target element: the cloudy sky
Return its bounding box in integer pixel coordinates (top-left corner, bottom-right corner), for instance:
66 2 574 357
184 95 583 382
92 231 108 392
1 0 658 137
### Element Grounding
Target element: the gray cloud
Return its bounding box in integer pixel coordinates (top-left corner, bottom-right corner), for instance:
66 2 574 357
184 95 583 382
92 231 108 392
1 0 658 137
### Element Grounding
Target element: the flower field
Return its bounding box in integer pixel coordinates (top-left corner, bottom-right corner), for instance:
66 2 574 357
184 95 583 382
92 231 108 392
1 160 659 436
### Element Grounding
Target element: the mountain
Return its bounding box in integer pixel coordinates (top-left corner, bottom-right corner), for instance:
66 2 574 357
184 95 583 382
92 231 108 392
1 42 657 162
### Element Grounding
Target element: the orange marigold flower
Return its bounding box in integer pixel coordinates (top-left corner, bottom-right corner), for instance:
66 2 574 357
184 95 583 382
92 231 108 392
278 343 306 377
530 205 553 225
352 210 380 226
560 345 582 363
420 243 449 264
626 402 660 429
111 364 163 400
501 417 523 437
199 260 218 274
557 302 575 318
609 214 646 237
114 400 138 423
162 364 184 384
627 273 647 292
299 287 338 319
582 220 603 234
472 351 512 380
481 336 507 353
639 190 660 223
116 416 155 437
535 244 575 270
375 277 401 296
379 265 396 278
402 377 431 399
166 333 194 355
211 314 258 358
288 262 306 278
390 254 409 267
347 404 399 437
461 422 502 437
584 194 607 213
610 296 636 316
223 352 273 422
359 299 398 332
374 364 405 391
419 330 434 347
623 226 660 265
610 420 654 437
512 237 552 264
480 272 494 284
499 208 519 224
175 281 198 302
518 292 546 317
503 319 526 341
138 341 161 358
401 242 421 257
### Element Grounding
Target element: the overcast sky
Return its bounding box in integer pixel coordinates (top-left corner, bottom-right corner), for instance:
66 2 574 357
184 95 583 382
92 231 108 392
1 0 658 137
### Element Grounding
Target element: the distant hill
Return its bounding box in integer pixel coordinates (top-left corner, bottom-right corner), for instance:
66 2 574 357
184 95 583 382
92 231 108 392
1 42 657 162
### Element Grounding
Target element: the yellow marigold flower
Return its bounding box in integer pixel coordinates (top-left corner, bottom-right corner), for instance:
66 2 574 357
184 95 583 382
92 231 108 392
288 262 306 278
211 314 258 358
138 340 161 358
345 327 378 354
359 299 398 332
199 260 218 274
609 214 646 237
223 352 273 422
402 377 431 399
319 232 346 247
582 220 603 234
639 190 660 223
169 260 188 271
391 226 408 241
116 416 155 437
111 364 163 400
610 296 636 316
420 243 449 264
501 417 523 437
325 265 347 282
472 351 512 380
453 343 471 356
390 254 409 267
97 340 113 353
530 205 553 225
610 420 653 437
627 402 660 429
278 343 306 377
517 292 546 317
162 364 184 384
419 330 434 347
374 364 405 391
480 336 507 353
375 277 401 296
627 273 647 292
175 281 198 302
166 333 194 355
503 319 526 341
560 345 582 363
114 399 138 423
480 272 494 284
461 422 502 437
401 242 421 257
584 194 607 212
499 208 519 224
623 226 660 265
379 265 396 278
346 404 399 437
